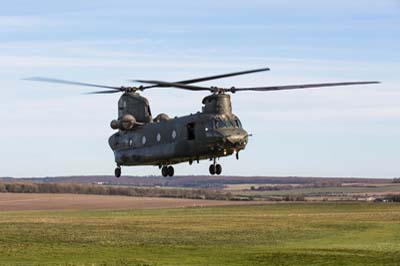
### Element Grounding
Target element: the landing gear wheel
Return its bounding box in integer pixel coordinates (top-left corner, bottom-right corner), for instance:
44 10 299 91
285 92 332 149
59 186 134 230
209 164 216 175
215 164 222 175
115 167 121 178
167 166 174 177
161 166 168 177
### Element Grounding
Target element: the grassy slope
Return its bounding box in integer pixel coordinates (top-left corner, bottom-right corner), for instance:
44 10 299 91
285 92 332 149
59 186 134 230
0 203 399 266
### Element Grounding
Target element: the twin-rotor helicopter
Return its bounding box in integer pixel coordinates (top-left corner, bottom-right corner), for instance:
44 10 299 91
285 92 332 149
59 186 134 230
27 68 379 177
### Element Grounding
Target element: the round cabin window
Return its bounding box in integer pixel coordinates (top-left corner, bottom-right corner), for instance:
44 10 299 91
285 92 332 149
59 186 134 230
172 130 177 139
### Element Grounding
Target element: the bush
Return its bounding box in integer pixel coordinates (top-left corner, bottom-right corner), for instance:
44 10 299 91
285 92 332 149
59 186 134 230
283 195 305 202
384 194 400 202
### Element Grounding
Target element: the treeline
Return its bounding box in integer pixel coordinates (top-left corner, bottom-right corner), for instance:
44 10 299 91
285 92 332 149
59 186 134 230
250 182 343 191
0 182 235 201
383 194 400 202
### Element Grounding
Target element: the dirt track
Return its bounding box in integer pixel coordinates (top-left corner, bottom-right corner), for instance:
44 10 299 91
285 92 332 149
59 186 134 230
0 193 264 211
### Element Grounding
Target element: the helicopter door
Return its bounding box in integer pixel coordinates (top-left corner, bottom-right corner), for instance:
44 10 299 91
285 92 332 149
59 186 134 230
187 123 195 140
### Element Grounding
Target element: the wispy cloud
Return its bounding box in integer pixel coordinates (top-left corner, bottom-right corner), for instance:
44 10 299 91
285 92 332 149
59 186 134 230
0 15 44 30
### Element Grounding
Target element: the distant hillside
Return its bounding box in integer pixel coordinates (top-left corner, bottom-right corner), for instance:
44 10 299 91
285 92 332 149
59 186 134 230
0 176 392 189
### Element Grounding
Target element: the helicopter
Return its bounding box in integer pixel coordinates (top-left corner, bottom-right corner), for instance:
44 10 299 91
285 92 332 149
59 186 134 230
26 68 379 177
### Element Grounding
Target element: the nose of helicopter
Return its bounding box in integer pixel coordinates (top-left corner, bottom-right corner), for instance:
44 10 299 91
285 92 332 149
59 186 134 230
217 128 248 149
226 134 248 146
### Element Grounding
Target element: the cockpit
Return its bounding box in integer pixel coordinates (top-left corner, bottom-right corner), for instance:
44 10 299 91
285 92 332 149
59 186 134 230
214 117 242 129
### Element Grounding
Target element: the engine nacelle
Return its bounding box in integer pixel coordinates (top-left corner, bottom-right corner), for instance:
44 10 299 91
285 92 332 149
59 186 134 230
121 114 136 130
110 114 137 130
110 120 119 130
154 113 170 123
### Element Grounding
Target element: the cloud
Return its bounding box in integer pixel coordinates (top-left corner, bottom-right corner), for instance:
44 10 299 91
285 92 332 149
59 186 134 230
1 51 399 73
0 55 243 69
0 15 44 30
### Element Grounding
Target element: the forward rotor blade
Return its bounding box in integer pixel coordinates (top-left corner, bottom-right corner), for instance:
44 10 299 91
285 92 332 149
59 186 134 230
230 81 381 92
136 80 212 91
137 67 270 89
24 77 122 90
174 67 270 84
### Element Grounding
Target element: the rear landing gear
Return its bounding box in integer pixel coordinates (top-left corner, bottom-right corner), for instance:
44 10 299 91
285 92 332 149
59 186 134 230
114 166 121 178
161 165 174 177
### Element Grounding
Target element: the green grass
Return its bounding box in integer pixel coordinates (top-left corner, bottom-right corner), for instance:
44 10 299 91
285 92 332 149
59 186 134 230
1 203 400 265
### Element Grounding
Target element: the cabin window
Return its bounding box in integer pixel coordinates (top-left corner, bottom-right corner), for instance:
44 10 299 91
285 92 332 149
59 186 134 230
157 133 161 142
142 136 146 145
187 123 195 140
172 130 177 140
129 139 133 146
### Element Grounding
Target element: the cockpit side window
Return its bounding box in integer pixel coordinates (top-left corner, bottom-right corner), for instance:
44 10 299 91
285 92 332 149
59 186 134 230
218 120 225 128
205 120 213 132
215 119 225 128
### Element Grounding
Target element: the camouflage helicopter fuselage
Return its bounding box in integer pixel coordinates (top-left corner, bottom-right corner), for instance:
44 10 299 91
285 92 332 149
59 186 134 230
108 93 248 169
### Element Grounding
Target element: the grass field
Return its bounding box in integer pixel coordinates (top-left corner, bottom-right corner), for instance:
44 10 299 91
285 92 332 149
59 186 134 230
0 193 260 211
0 201 400 266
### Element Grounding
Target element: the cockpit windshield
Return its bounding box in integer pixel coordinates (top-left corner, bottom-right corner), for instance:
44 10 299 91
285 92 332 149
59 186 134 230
214 118 241 128
235 118 242 128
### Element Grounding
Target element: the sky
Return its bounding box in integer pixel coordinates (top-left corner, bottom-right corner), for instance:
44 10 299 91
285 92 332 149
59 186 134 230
0 0 399 178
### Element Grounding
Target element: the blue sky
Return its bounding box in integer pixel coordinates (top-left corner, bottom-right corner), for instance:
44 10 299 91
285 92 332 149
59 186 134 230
1 0 399 177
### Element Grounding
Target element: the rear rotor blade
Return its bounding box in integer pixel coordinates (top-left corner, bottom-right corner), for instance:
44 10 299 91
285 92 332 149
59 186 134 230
84 90 122 94
229 81 381 92
24 77 122 90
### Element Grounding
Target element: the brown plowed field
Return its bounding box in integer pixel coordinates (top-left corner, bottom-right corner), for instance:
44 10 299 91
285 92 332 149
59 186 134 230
0 193 264 211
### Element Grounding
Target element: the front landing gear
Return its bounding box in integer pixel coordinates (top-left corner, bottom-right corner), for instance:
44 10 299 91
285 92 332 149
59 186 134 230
161 166 174 177
215 164 222 175
114 166 121 178
209 160 222 175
